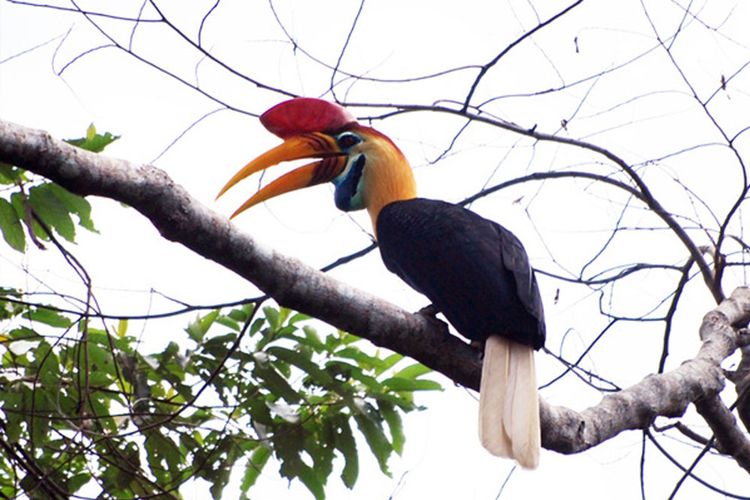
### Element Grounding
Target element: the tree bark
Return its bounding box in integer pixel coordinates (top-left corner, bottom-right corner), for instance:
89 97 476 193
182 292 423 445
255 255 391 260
1 118 748 462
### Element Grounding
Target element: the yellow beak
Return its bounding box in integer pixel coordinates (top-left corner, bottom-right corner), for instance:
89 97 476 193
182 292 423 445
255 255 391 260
216 133 347 219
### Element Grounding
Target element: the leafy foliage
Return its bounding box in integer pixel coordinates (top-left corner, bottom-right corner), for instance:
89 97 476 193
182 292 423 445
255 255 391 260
65 123 120 154
0 296 439 499
0 125 440 498
0 124 106 252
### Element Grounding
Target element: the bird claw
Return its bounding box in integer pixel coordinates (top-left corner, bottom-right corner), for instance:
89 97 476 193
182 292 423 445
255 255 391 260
416 303 439 318
415 304 450 335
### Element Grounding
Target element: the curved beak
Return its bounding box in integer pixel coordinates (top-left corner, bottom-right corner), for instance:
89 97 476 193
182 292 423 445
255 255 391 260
216 133 347 219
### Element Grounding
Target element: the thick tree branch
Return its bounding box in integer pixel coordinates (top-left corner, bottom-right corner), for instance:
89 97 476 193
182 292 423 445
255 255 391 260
1 119 748 460
543 288 750 461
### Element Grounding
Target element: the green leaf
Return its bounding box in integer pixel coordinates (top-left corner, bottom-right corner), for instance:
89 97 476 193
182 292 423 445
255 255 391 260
343 363 382 393
8 192 39 243
276 307 292 326
301 325 324 351
353 412 392 476
333 417 359 488
144 430 182 480
45 183 96 232
87 328 110 345
87 342 114 386
30 393 53 447
0 294 424 499
201 333 236 359
88 371 114 387
87 393 118 433
116 319 128 338
0 198 25 251
392 362 432 380
33 341 60 387
23 306 72 328
380 353 405 372
264 306 280 331
186 310 219 342
0 163 24 184
65 124 120 153
7 326 38 342
253 362 301 404
288 312 311 324
28 183 76 241
227 304 252 324
244 394 273 426
215 315 240 332
240 445 271 494
0 293 23 321
273 424 325 500
267 346 334 387
373 392 418 412
296 460 325 500
66 472 91 494
381 377 442 392
336 346 388 371
2 390 22 441
380 402 405 455
208 437 243 499
308 430 335 485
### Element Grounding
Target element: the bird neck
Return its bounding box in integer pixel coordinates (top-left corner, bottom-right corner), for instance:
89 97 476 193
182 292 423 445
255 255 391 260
361 136 417 234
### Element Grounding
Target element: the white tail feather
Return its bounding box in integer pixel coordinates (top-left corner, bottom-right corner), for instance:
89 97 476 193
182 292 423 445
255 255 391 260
478 336 540 469
478 336 512 457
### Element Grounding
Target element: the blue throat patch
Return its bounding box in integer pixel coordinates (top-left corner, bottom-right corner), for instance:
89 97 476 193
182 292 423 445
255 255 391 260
333 154 365 211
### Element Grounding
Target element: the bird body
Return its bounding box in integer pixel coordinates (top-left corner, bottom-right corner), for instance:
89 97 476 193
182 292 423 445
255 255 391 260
377 198 544 349
217 98 546 468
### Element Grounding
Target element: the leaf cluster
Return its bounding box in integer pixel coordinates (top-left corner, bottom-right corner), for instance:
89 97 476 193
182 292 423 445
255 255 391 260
0 123 109 251
0 296 440 499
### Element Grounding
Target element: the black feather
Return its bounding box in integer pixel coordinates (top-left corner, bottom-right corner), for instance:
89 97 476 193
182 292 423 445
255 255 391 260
377 198 545 349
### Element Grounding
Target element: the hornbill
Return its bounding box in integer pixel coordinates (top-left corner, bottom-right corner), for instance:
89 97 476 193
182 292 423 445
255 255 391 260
217 98 546 469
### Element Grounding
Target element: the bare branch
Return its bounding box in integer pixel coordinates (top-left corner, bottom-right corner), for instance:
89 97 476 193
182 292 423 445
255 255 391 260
542 287 749 455
462 0 585 110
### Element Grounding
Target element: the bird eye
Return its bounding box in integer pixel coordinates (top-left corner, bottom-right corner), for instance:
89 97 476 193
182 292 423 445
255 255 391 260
336 132 362 150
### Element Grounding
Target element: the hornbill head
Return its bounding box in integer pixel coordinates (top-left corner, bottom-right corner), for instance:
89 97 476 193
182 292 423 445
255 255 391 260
217 98 416 227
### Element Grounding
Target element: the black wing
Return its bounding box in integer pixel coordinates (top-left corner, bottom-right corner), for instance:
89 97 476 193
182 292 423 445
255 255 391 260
377 198 545 349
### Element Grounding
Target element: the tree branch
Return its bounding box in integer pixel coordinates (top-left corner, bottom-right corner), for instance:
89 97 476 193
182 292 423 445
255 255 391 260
694 394 750 473
1 119 748 460
543 287 750 461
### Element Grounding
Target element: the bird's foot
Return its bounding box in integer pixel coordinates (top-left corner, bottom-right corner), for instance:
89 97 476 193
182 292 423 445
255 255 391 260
416 303 439 318
415 304 450 336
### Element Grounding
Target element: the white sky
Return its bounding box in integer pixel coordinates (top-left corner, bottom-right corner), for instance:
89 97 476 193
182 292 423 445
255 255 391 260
2 0 750 498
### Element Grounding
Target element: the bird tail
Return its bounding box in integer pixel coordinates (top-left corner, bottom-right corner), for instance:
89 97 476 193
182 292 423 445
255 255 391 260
478 335 540 469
